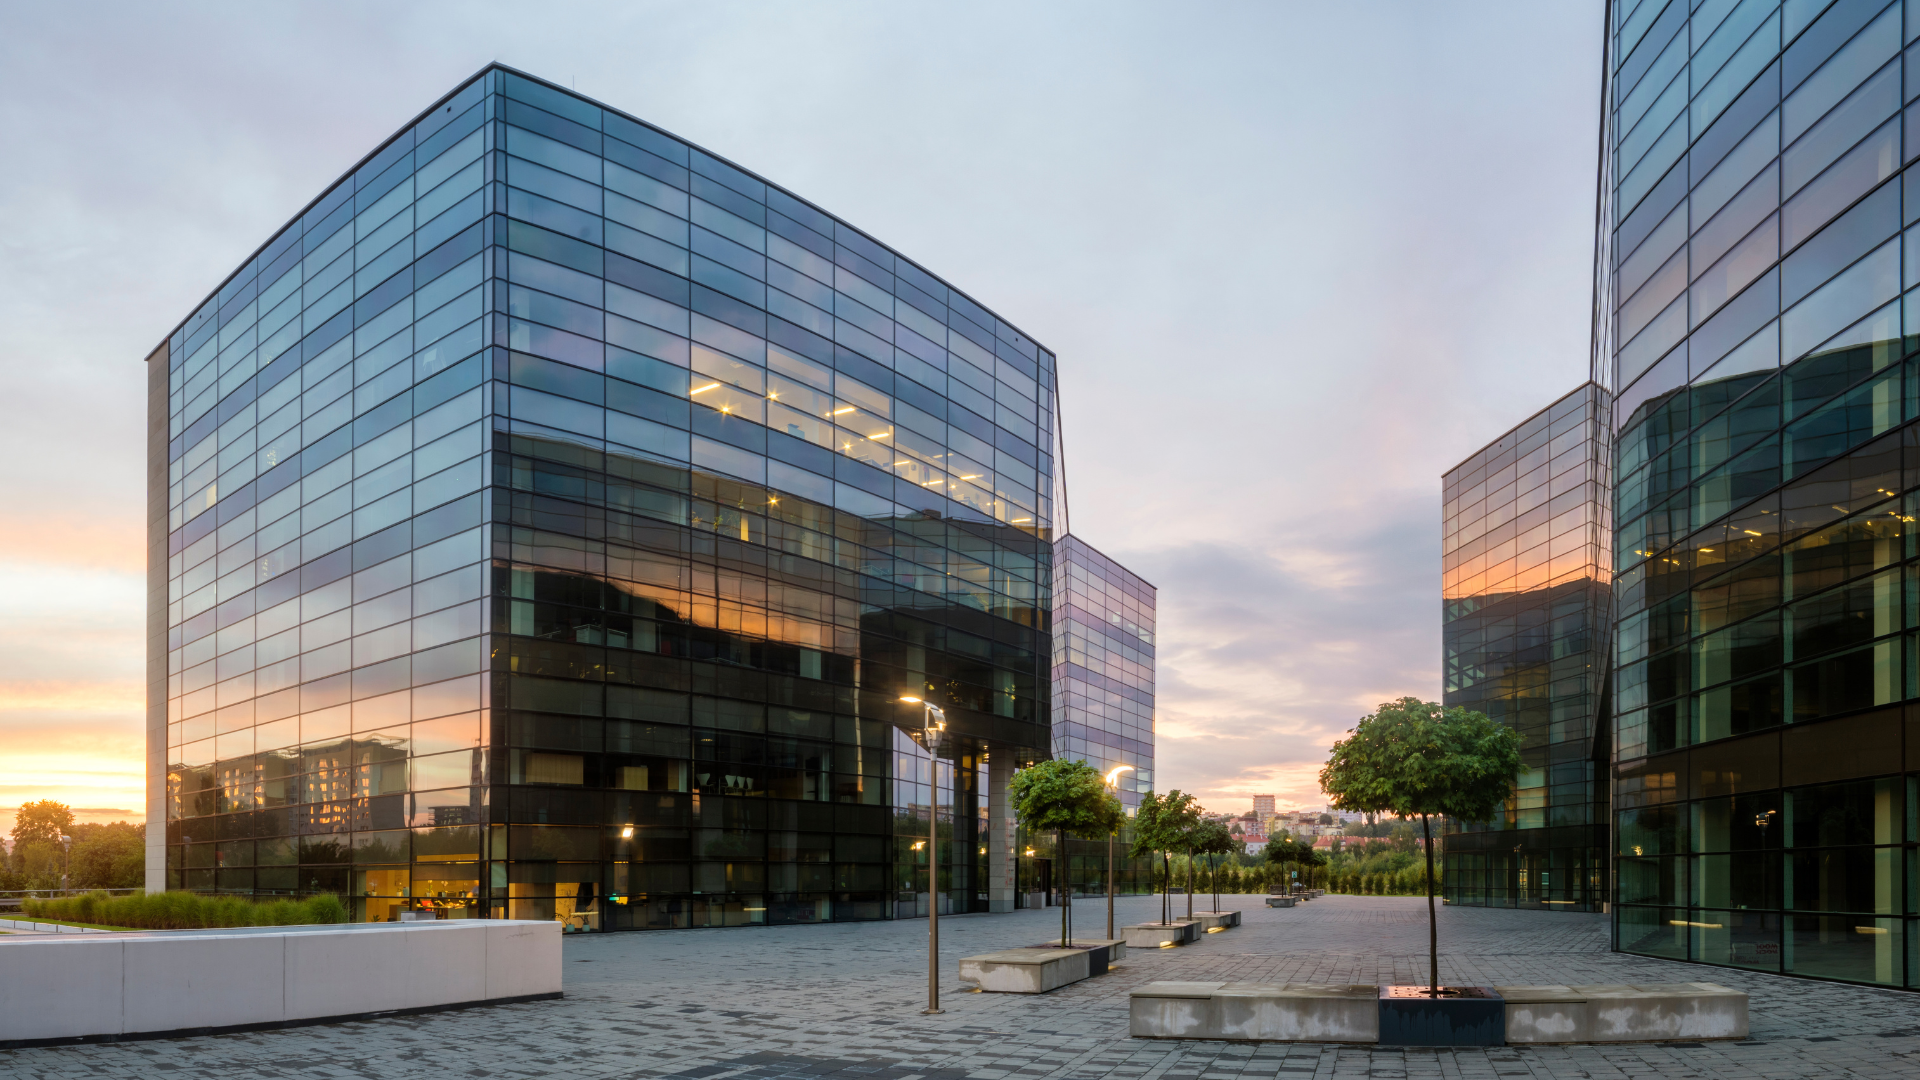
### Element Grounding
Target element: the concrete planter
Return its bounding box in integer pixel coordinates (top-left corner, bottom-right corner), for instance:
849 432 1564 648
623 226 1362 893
957 947 1090 993
1042 937 1126 967
1122 923 1188 949
1378 986 1504 1046
0 920 560 1049
1194 910 1240 930
1266 896 1297 908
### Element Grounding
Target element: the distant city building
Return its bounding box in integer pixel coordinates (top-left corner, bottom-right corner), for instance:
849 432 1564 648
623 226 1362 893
1049 535 1155 807
1251 794 1275 816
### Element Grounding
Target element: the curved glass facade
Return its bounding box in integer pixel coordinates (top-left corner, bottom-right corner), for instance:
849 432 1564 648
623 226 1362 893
1606 0 1920 984
148 66 1059 927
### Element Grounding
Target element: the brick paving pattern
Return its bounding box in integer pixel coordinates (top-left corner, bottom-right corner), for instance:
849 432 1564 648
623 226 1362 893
8 894 1920 1078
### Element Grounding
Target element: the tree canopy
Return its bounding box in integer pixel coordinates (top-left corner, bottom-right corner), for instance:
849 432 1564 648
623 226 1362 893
12 799 74 850
1009 758 1123 840
1318 697 1521 822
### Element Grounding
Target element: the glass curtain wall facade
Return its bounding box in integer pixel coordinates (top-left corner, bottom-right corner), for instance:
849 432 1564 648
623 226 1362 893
1040 534 1156 901
149 65 1059 930
1049 535 1155 808
1604 0 1920 985
1441 384 1614 912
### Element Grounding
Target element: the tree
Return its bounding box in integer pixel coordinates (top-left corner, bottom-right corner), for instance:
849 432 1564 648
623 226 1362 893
1010 758 1123 947
1193 819 1235 912
70 822 145 890
1128 790 1198 925
1319 697 1521 997
12 800 74 852
1264 837 1325 895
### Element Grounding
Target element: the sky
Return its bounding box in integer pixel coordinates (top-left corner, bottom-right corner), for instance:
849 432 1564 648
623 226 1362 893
0 1 1604 836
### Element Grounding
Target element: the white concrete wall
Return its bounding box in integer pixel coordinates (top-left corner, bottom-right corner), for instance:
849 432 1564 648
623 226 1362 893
0 919 559 1046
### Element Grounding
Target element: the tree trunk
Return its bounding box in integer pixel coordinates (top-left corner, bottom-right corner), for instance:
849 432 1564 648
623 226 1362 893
1059 828 1070 947
1211 855 1219 911
1423 812 1438 996
1185 853 1194 919
1161 851 1170 923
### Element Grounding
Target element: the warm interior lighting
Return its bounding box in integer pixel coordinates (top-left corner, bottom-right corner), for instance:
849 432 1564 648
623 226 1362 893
692 382 721 394
1667 919 1723 929
1743 529 1762 536
899 696 923 704
1024 848 1035 856
832 406 855 415
620 826 634 839
1855 926 1891 935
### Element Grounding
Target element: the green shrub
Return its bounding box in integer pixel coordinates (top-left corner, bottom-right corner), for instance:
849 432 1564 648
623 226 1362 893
22 890 351 929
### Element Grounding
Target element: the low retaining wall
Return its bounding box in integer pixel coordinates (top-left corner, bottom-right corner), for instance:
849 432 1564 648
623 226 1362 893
0 919 560 1048
1130 981 1748 1044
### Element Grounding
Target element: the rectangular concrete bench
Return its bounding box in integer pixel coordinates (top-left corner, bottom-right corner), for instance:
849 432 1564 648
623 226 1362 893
1194 911 1240 930
1130 981 1749 1044
1266 896 1297 908
1499 983 1748 1043
1122 923 1191 949
1041 937 1126 965
957 948 1089 994
1131 982 1379 1042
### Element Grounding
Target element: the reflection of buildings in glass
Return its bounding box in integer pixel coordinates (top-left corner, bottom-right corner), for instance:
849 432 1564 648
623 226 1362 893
1599 1 1920 988
148 65 1060 929
1440 383 1611 912
1049 535 1155 808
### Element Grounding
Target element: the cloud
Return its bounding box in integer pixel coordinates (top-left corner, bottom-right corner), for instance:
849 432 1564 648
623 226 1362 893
1099 495 1439 813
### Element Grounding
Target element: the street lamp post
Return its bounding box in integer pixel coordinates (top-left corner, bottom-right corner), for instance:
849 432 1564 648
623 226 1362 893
59 834 72 894
901 696 947 1015
1103 766 1133 940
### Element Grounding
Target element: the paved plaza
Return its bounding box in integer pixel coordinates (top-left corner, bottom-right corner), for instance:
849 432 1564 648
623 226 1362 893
9 893 1920 1078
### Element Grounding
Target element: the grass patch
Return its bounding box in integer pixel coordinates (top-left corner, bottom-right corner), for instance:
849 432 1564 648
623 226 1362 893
22 890 350 930
4 915 138 932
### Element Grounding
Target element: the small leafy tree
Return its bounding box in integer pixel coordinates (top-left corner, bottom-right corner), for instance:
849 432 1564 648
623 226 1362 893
1010 758 1123 947
1319 697 1521 996
1128 790 1198 924
1264 837 1325 895
1193 819 1235 911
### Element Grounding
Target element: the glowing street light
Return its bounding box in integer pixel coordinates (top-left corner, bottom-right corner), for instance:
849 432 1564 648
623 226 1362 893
901 695 947 1015
1104 766 1134 939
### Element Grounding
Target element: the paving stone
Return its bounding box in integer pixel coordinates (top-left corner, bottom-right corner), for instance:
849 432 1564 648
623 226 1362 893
6 896 1920 1077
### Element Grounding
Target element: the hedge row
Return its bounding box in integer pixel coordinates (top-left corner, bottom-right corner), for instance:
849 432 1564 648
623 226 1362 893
21 890 350 929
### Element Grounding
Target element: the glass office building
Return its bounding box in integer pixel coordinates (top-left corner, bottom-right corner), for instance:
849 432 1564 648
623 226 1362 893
1440 384 1613 912
1049 535 1155 809
146 65 1061 928
1602 0 1920 985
